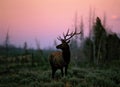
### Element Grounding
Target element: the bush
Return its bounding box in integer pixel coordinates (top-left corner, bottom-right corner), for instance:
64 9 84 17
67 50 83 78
43 81 64 87
68 77 81 86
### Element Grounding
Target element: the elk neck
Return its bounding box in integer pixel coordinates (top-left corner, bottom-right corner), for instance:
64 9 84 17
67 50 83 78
62 47 70 64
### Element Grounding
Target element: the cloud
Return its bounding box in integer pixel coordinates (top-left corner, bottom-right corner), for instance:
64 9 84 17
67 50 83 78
111 15 120 21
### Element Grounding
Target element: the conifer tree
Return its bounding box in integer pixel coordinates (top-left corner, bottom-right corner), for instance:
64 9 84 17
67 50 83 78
93 17 107 64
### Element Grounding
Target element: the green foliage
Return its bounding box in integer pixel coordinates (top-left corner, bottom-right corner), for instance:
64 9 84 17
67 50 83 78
0 64 120 87
83 37 93 63
106 34 120 61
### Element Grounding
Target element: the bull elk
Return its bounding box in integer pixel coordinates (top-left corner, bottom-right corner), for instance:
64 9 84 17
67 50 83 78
49 28 81 79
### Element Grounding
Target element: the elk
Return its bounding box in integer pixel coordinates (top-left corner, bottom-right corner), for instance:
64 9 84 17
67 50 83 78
49 28 81 79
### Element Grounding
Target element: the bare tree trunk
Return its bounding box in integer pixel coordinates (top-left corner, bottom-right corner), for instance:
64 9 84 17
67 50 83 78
97 38 102 65
93 41 96 65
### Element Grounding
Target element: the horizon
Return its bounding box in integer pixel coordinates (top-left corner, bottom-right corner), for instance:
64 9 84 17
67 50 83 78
0 0 120 49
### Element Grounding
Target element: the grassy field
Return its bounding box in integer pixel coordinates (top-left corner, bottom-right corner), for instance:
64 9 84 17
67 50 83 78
0 64 120 87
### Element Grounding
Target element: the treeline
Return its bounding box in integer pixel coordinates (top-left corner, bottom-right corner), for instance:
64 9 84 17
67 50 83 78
0 38 51 67
70 17 120 67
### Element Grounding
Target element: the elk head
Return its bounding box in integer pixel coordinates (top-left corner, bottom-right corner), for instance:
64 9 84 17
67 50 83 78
56 28 81 50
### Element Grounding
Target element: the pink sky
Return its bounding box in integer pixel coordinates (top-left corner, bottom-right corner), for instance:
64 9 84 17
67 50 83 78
0 0 120 48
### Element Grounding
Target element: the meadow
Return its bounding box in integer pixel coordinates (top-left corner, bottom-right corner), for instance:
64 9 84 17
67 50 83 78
0 54 120 87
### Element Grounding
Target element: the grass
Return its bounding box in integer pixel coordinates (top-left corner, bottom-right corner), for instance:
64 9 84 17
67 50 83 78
0 64 120 87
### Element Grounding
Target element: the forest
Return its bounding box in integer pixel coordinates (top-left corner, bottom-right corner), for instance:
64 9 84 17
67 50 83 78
0 17 120 87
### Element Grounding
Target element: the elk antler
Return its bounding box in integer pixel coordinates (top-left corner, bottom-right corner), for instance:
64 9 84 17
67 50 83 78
57 29 70 41
57 28 81 42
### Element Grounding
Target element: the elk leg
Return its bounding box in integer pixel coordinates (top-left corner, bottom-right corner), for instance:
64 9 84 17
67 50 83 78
65 65 68 76
52 67 56 79
61 68 64 77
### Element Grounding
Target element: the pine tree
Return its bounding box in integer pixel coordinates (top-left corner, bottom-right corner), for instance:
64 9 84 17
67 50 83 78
92 17 107 65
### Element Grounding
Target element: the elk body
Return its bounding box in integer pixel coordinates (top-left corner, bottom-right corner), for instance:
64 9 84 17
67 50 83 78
49 29 81 79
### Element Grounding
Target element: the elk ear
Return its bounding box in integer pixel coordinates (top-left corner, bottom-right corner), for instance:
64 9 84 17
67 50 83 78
67 40 70 43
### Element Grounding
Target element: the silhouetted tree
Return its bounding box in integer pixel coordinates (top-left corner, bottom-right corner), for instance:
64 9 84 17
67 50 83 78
103 12 106 28
4 30 10 58
106 33 120 61
83 38 93 63
23 41 28 54
92 17 107 64
53 39 57 49
3 30 11 71
89 7 96 38
35 39 43 55
35 39 44 65
79 16 84 40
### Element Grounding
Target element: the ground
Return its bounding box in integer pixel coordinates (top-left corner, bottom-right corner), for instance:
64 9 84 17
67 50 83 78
0 64 120 87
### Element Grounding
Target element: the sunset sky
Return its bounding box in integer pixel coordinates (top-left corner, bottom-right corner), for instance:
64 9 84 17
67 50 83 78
0 0 120 48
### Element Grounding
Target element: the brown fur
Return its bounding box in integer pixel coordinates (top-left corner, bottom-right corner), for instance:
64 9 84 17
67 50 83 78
49 41 70 79
49 51 66 69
